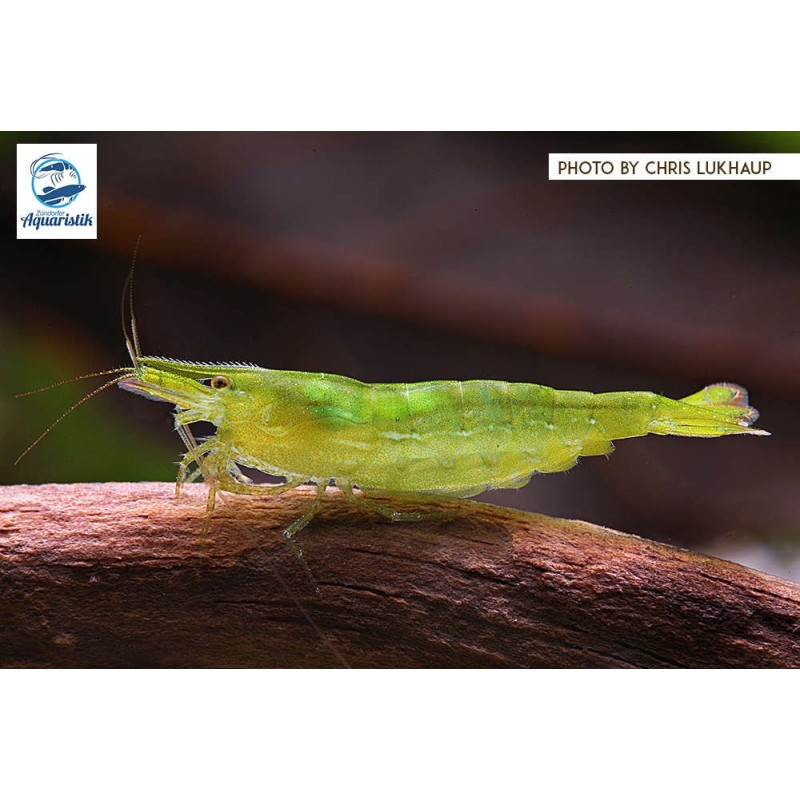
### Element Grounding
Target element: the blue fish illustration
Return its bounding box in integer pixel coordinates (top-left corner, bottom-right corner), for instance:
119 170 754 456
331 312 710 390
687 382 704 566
37 184 86 206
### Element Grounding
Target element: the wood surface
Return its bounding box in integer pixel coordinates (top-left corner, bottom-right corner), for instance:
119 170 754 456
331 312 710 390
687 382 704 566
1 482 799 668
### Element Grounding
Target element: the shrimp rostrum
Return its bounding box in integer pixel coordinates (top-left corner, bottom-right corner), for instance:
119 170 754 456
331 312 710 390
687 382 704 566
116 357 768 542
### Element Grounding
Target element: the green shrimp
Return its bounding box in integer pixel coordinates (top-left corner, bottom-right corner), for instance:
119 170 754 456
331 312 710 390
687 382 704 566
116 351 768 542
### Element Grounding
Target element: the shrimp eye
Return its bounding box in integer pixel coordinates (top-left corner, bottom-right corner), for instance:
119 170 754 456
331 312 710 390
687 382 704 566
210 376 231 390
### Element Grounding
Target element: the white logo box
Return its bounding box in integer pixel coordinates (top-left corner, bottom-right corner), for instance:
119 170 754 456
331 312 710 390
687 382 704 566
17 143 98 239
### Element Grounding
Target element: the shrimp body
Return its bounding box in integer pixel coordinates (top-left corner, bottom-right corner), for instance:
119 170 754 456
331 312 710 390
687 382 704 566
118 358 767 538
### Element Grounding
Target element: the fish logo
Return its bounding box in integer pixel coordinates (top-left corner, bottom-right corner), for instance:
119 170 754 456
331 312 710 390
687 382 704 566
30 153 86 208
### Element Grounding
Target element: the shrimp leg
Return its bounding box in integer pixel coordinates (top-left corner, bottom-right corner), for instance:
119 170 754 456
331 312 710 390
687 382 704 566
283 481 327 539
339 481 455 523
197 467 321 581
216 471 321 549
175 425 216 495
279 481 327 588
215 474 305 497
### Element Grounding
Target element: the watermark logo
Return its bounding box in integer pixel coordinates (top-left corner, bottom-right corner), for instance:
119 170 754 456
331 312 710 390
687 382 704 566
17 143 97 239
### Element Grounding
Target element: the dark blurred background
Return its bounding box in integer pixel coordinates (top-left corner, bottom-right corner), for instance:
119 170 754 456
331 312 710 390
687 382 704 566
1 132 798 580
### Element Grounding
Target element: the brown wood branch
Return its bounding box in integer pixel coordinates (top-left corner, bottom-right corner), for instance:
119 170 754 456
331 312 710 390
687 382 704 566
1 482 799 668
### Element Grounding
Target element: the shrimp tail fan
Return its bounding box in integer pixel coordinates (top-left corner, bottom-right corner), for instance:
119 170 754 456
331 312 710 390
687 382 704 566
649 383 770 438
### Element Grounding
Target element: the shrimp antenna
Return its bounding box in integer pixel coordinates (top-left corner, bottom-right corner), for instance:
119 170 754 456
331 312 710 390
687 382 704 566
122 234 143 368
14 374 127 465
15 367 132 398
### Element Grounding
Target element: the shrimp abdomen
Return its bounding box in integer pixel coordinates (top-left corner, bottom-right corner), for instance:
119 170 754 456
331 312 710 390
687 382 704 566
222 373 767 499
